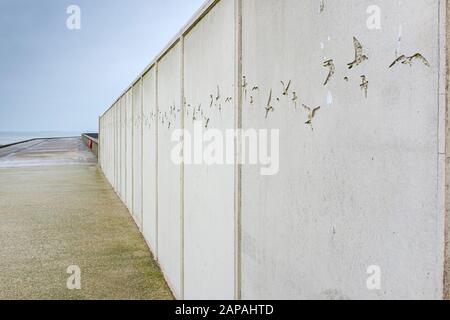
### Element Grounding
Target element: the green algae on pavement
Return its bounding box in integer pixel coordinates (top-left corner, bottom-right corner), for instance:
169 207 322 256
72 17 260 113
0 164 173 300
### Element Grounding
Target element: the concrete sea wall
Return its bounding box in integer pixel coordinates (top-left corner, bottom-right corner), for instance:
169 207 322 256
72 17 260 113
99 0 449 299
81 133 98 157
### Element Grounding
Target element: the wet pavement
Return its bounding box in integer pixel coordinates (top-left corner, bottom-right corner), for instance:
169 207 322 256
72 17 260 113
0 138 173 299
0 138 97 168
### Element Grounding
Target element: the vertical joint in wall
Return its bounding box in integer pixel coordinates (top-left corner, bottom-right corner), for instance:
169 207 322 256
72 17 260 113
180 35 185 300
98 116 101 166
234 0 243 301
155 62 160 262
131 85 135 219
141 76 144 231
444 0 450 300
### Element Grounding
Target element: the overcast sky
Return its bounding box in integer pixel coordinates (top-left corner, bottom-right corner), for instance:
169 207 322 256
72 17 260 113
0 0 204 132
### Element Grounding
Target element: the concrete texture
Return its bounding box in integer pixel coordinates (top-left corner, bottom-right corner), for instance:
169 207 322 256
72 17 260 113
126 91 134 213
0 138 172 300
142 67 158 256
157 41 183 298
120 97 127 202
0 138 96 168
132 80 143 229
99 0 450 300
0 139 44 159
445 0 450 300
240 0 443 300
81 134 99 157
183 0 236 299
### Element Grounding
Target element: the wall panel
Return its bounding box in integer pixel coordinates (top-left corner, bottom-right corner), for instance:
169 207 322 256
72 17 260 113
121 96 126 202
183 0 235 299
98 0 447 300
133 80 143 228
240 0 442 299
157 43 182 298
142 67 158 254
126 89 133 211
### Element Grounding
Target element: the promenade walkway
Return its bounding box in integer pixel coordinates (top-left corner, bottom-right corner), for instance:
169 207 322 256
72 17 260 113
0 138 172 299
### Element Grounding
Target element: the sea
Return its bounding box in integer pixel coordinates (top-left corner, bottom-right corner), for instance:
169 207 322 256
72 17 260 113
0 131 82 146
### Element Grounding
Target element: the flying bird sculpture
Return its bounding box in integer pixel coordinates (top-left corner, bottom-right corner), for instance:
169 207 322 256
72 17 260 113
360 75 368 98
389 53 430 68
348 37 368 69
303 104 321 129
292 92 299 108
323 59 335 85
281 80 291 96
265 90 274 119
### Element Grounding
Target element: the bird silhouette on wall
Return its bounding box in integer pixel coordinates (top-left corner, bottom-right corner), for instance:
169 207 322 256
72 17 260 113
303 104 321 129
242 76 248 99
348 37 368 69
319 0 325 13
292 92 299 108
281 80 291 96
265 89 274 119
215 86 220 102
360 75 368 98
389 53 430 68
323 59 335 85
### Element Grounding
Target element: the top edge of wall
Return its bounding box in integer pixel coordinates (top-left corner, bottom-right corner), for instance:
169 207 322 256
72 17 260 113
100 0 221 118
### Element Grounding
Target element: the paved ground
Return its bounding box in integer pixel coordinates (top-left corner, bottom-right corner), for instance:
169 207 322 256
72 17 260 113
0 138 173 299
0 138 97 168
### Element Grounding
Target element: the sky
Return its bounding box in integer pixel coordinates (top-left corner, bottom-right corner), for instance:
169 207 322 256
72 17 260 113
0 0 205 132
